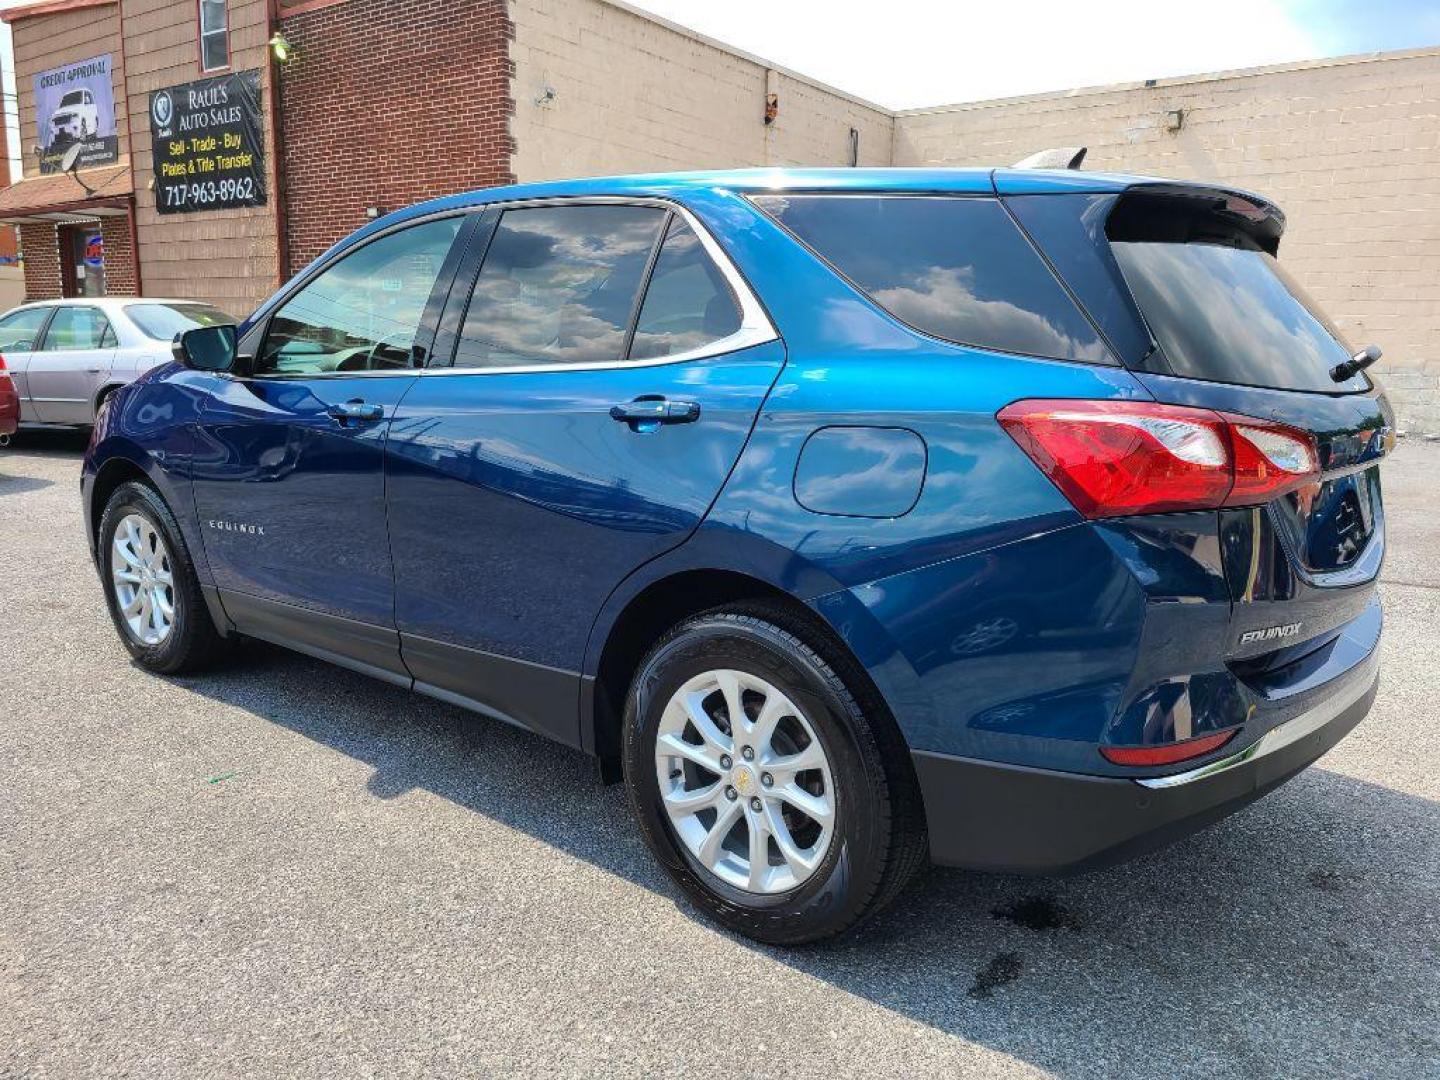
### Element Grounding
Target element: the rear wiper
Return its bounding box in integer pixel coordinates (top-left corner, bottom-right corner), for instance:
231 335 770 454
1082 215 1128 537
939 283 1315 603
1330 344 1382 384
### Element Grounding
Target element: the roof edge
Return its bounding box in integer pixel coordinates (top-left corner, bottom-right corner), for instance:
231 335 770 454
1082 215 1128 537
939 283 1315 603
1 0 116 25
897 43 1440 117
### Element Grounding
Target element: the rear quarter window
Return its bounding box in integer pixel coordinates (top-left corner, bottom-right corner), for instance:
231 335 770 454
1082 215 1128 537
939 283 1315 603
1109 239 1367 393
750 194 1112 364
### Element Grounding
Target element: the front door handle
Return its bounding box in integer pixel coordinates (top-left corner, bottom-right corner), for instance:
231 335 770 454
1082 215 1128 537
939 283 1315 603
327 400 385 424
609 397 701 427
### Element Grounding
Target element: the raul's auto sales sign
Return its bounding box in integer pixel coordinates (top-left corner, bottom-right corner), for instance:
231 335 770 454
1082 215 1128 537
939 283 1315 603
150 70 266 214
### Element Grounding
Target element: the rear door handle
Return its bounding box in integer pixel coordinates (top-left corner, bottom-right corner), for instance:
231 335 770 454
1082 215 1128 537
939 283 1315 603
609 398 701 427
327 400 385 424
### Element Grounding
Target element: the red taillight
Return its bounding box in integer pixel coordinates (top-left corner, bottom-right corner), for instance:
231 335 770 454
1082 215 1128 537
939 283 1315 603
0 353 7 371
1226 418 1321 504
1100 727 1239 767
998 399 1320 518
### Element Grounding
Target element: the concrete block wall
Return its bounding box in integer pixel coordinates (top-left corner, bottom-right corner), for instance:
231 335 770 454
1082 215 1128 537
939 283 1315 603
894 48 1440 433
768 71 893 168
509 0 893 181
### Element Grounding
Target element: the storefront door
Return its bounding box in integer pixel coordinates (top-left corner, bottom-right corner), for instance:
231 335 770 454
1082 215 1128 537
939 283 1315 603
58 223 105 297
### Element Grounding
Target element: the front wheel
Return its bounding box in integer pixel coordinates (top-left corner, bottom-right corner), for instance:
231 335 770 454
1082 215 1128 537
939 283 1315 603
98 480 225 674
623 607 926 945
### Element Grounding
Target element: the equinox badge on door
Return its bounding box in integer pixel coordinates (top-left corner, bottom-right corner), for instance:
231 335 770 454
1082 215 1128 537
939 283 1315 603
207 519 266 536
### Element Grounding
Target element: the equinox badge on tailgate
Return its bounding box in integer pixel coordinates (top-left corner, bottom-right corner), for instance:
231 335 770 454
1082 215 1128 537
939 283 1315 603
1240 622 1302 645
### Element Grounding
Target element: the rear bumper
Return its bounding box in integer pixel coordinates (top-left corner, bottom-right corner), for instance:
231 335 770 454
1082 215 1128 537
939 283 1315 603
914 659 1379 873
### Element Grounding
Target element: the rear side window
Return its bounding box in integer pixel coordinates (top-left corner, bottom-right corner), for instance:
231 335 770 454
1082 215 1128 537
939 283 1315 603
630 217 742 360
42 306 112 351
751 194 1111 363
127 303 234 341
453 204 668 369
1109 238 1365 393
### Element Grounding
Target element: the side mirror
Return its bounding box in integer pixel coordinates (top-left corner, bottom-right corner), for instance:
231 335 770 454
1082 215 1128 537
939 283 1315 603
172 324 238 372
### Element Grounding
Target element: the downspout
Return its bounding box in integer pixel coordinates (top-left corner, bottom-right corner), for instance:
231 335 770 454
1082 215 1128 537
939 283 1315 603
114 0 143 294
125 195 141 293
265 0 290 283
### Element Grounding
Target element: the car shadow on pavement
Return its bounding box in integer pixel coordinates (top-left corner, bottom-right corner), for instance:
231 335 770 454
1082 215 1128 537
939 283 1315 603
178 641 1440 1079
3 428 91 457
0 473 56 497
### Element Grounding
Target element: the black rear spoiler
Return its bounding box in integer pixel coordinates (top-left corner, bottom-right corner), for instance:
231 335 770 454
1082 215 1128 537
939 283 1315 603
1112 182 1286 254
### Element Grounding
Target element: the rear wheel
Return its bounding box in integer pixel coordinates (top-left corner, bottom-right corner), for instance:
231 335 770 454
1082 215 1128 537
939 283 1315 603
99 481 225 674
623 607 926 944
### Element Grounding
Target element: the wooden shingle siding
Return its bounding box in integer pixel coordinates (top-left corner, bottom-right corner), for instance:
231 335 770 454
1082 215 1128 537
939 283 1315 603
121 0 279 317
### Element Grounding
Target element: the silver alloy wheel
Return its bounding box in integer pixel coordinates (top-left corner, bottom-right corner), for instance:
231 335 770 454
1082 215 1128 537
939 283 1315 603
654 668 836 894
111 512 176 646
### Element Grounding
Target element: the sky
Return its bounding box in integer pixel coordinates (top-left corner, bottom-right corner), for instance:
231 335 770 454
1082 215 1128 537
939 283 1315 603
0 0 1436 181
623 0 1440 109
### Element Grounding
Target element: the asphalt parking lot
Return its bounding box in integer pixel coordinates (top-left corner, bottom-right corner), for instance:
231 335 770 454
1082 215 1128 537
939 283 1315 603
2 429 1437 1079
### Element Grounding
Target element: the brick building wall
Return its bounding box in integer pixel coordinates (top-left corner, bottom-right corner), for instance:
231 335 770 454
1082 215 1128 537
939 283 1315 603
277 0 516 276
99 215 136 295
893 47 1440 433
18 223 62 301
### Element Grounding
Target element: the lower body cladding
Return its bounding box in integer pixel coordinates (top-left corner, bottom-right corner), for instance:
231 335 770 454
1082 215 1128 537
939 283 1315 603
913 647 1379 873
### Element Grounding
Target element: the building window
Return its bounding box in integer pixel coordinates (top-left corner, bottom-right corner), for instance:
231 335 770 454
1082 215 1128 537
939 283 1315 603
199 0 229 72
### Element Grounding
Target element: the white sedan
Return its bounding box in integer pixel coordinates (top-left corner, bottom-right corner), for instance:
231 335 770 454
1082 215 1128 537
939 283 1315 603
0 297 236 426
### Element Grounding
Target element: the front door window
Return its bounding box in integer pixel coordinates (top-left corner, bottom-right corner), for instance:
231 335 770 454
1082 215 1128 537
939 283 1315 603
257 215 462 376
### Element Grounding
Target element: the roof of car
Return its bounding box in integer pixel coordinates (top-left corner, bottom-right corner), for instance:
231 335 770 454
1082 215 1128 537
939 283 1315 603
363 165 1279 239
259 165 1280 300
14 297 221 310
4 297 241 323
416 164 1267 203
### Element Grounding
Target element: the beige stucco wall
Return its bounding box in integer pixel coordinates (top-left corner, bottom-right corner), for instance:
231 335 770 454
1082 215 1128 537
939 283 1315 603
0 266 26 312
894 47 1440 432
510 0 893 181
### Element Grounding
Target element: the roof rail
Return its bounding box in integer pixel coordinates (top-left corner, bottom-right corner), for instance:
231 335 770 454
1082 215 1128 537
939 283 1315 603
1012 146 1088 170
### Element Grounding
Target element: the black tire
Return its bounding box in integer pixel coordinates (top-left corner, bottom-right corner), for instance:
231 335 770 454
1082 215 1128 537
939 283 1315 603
622 604 927 945
98 480 225 674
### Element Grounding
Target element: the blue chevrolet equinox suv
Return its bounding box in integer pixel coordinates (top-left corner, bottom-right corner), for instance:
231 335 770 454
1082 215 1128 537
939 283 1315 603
83 169 1392 944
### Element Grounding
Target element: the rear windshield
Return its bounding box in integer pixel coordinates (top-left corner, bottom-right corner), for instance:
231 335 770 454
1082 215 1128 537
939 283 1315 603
751 194 1111 364
126 303 235 341
1109 238 1367 394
